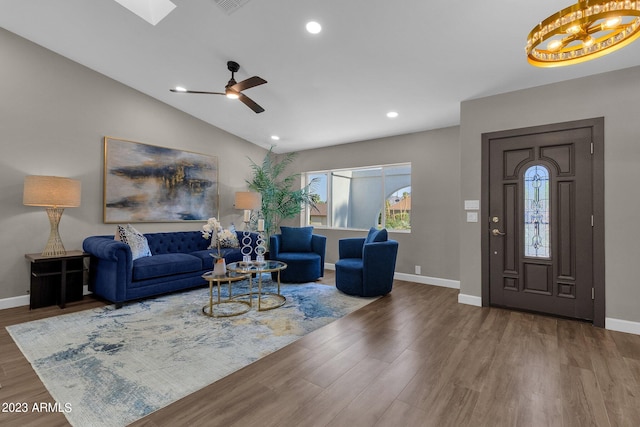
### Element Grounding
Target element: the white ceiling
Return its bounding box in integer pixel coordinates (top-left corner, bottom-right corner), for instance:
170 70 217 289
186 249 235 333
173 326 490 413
3 0 640 153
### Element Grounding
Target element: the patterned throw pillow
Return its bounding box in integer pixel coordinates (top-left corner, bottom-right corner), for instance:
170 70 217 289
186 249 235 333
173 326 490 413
217 229 239 248
115 225 127 242
115 224 152 260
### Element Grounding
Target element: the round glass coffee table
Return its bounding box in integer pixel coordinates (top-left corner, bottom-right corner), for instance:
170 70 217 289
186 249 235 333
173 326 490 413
226 260 287 311
201 271 251 317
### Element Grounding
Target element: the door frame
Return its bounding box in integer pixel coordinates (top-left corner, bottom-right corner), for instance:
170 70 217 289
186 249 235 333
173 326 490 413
481 118 605 327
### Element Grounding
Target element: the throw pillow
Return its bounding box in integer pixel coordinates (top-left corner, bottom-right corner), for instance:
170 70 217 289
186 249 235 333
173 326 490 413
115 224 152 260
280 226 313 252
364 227 388 244
218 229 240 248
115 224 127 242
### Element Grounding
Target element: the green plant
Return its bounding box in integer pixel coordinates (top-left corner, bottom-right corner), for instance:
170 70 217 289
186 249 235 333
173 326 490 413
246 147 317 242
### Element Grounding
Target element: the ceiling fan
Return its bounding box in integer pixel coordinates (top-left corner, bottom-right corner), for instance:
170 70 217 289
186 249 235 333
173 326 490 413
170 61 267 113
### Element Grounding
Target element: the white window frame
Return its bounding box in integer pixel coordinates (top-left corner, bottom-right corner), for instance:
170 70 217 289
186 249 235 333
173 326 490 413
303 162 411 232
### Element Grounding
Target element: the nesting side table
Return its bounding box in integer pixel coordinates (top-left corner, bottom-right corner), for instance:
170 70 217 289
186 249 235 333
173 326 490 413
201 271 251 317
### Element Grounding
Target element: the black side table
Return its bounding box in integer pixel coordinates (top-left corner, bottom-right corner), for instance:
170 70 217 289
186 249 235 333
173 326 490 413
25 251 89 309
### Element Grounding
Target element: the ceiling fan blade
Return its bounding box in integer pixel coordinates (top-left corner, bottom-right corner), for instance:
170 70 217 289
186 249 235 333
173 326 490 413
231 76 267 92
170 89 225 95
238 93 265 114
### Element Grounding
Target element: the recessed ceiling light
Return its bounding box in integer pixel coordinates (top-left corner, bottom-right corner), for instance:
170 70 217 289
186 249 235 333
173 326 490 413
271 135 280 141
387 111 399 118
306 21 322 34
174 86 187 92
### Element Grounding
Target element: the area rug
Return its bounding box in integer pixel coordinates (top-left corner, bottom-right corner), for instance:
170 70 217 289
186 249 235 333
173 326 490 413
7 279 376 427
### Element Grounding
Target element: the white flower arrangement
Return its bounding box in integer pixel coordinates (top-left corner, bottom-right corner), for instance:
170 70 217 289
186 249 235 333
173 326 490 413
202 217 222 258
201 217 221 240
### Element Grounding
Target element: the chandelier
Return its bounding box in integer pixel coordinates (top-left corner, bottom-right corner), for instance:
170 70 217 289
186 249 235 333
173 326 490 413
526 0 640 67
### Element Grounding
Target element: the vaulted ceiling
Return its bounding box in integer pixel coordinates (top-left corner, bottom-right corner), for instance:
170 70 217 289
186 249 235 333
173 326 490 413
3 0 640 152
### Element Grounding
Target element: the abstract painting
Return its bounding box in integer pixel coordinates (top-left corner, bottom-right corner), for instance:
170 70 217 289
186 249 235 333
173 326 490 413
103 137 218 222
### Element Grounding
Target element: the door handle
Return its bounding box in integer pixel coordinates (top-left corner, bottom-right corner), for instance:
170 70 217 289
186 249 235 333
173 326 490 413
492 229 506 236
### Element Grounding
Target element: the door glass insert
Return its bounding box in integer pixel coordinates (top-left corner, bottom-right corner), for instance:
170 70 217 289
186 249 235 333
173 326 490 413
524 165 550 258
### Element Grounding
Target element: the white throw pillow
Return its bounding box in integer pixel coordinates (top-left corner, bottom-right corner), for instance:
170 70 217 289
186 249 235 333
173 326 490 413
115 224 152 260
218 229 239 248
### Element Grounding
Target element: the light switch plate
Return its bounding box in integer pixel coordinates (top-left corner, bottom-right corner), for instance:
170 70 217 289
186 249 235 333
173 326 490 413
464 200 480 210
467 212 478 222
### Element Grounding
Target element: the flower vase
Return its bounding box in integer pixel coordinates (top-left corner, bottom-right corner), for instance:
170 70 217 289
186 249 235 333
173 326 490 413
213 258 227 276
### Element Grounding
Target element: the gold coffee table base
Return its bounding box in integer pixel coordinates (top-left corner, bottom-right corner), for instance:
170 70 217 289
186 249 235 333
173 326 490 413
202 271 251 318
202 300 251 318
257 292 286 311
233 292 286 311
226 260 288 312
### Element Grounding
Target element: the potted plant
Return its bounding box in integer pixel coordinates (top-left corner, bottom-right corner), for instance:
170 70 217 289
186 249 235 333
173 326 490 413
246 147 318 243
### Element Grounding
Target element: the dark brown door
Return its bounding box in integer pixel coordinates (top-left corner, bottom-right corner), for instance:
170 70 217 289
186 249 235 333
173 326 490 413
487 126 594 320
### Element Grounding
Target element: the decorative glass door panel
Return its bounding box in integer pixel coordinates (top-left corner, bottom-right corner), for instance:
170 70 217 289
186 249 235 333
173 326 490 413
524 165 550 258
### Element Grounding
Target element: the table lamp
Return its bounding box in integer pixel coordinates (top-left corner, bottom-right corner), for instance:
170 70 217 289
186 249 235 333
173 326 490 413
234 191 262 222
234 191 261 263
23 175 81 257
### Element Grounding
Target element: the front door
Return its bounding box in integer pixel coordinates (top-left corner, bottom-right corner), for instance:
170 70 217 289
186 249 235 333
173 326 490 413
483 119 604 323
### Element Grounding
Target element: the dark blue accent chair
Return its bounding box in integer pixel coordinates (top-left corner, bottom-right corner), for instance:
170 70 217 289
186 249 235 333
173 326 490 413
269 226 326 283
335 228 398 297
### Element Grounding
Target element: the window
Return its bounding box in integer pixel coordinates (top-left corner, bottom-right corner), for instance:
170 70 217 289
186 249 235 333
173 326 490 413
524 165 550 258
305 163 411 231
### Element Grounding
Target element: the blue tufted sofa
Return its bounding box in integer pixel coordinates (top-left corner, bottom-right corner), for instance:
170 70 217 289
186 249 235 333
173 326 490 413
83 230 258 308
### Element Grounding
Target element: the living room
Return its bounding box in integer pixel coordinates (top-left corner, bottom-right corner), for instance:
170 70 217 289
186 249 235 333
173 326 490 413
1 1 639 333
2 1 640 425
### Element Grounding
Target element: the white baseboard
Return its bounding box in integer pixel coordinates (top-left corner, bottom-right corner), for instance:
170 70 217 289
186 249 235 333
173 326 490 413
458 293 482 307
0 294 30 310
0 286 92 310
393 272 460 289
324 263 460 289
606 317 640 335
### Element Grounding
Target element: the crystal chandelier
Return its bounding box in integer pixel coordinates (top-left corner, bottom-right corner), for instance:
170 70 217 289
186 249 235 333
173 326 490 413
526 0 640 67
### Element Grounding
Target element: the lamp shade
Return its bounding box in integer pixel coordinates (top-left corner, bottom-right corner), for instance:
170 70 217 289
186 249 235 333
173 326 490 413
234 191 261 210
23 175 81 208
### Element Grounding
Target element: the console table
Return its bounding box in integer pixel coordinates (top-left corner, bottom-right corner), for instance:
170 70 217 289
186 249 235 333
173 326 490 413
25 251 89 309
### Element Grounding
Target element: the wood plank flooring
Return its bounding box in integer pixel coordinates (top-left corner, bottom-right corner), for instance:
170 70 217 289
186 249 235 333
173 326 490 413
1 272 639 426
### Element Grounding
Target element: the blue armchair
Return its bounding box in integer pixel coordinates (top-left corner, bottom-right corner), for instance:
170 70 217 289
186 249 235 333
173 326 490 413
335 228 398 297
269 226 326 283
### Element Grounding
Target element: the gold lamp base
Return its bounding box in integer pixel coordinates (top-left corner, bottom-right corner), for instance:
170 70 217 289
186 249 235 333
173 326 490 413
42 207 67 257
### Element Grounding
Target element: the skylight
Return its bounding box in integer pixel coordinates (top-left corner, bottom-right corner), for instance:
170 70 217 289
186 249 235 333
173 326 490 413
113 0 176 26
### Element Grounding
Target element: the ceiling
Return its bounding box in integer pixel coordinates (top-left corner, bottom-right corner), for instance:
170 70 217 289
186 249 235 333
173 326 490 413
3 0 640 153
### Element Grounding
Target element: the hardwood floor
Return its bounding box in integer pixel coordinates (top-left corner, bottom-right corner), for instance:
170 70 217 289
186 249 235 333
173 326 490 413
1 273 639 426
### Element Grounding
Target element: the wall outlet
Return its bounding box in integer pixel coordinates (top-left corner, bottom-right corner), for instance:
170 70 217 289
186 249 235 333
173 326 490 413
415 265 421 275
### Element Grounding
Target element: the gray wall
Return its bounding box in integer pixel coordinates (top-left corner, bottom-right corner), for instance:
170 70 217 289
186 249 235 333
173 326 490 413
460 65 640 324
288 127 461 282
0 28 267 301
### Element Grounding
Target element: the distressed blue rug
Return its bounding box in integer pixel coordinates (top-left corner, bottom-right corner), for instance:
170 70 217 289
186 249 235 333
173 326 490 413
7 279 376 427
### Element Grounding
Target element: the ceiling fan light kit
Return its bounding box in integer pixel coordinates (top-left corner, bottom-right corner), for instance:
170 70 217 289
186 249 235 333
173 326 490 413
526 0 640 67
170 61 266 113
